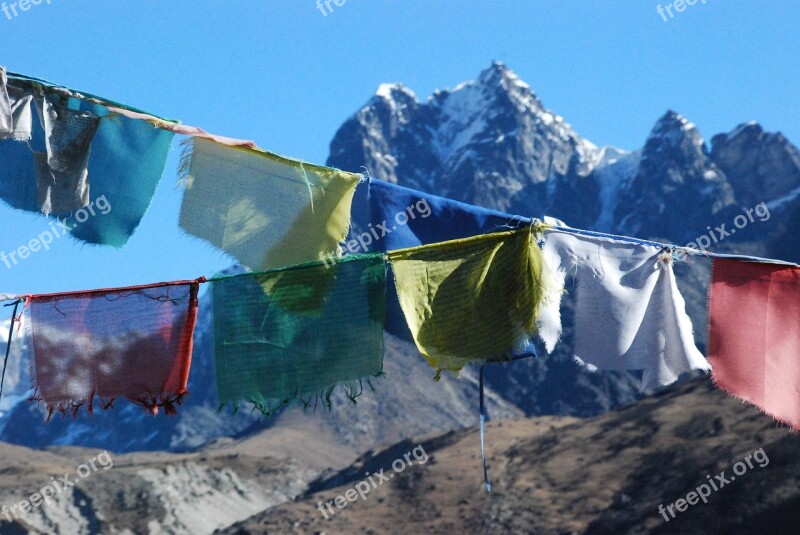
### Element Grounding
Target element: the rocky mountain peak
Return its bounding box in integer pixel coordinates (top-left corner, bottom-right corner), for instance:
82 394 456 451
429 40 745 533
647 110 706 149
473 60 544 112
329 63 600 220
638 110 722 186
615 111 735 241
710 121 800 208
371 83 419 124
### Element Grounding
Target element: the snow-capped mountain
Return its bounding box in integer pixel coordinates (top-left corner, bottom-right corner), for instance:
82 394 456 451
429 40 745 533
614 111 735 242
330 61 602 228
329 61 800 261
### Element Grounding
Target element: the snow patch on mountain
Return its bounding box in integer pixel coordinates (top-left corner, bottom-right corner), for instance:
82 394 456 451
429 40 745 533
767 184 800 210
593 147 641 231
429 82 491 163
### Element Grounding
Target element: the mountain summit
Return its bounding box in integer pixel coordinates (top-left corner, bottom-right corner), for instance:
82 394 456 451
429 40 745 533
330 61 598 222
329 62 800 252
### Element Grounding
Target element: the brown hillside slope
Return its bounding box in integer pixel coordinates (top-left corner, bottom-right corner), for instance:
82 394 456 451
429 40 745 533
221 377 800 535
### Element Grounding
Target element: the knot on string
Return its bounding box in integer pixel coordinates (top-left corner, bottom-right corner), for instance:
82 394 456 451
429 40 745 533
359 166 373 183
658 246 676 268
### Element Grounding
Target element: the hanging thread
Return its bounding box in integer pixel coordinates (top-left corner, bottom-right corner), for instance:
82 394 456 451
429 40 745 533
0 300 21 404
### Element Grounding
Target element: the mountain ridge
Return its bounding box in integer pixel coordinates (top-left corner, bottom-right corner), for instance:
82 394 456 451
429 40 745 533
329 61 800 260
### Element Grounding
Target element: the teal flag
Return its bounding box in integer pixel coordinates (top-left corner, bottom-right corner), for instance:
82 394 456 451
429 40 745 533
0 73 175 247
211 253 387 415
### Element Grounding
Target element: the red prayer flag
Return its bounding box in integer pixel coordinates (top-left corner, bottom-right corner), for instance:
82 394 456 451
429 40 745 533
708 259 800 429
25 280 201 419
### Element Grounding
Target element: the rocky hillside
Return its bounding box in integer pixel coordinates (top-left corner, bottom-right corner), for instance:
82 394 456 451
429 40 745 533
220 377 800 535
3 377 796 534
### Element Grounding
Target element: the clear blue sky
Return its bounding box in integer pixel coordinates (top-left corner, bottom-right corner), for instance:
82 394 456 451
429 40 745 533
0 0 798 296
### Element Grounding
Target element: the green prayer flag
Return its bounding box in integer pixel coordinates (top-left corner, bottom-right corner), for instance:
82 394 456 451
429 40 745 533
388 229 550 375
211 253 387 415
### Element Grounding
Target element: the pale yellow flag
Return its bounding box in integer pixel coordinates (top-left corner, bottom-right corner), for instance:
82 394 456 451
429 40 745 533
180 138 360 270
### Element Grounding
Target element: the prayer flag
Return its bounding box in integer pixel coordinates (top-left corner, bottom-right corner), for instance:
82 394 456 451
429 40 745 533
540 229 709 391
387 229 548 376
0 72 175 247
211 253 386 415
350 178 529 342
27 281 201 418
708 259 800 429
180 138 360 270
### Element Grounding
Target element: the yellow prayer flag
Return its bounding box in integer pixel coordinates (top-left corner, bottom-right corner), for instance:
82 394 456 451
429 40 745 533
388 228 551 375
179 138 360 270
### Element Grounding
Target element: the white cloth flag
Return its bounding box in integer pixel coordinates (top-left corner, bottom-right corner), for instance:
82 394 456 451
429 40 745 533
0 67 11 136
540 228 710 391
0 67 33 140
